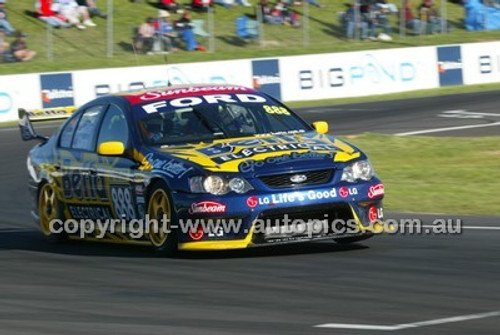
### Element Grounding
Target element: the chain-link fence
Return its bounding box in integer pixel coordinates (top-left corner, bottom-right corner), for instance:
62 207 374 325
40 0 457 62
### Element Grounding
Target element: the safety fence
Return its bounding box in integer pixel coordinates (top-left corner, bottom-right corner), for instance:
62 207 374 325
1 41 500 122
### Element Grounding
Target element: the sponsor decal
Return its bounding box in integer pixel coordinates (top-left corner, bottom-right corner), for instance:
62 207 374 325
40 73 75 108
246 196 258 208
368 183 384 199
68 205 113 221
135 86 251 102
252 59 282 100
140 153 194 178
340 186 358 198
238 152 334 173
199 136 338 164
111 185 136 220
140 93 266 114
189 226 204 241
254 188 337 207
368 206 379 222
189 201 227 214
25 106 77 121
62 173 108 202
0 92 12 115
437 46 464 87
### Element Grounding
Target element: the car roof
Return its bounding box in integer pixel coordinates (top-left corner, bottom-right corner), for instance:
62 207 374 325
119 84 259 105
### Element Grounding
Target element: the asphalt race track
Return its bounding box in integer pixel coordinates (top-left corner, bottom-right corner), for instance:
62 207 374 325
0 91 499 334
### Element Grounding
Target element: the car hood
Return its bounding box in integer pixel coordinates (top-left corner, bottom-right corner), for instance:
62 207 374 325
154 132 362 176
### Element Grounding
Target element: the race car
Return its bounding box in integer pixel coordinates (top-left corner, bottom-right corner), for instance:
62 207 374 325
19 84 385 254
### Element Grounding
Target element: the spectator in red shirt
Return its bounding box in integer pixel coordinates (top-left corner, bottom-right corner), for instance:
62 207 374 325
403 0 421 33
36 0 71 28
191 0 213 12
159 0 180 12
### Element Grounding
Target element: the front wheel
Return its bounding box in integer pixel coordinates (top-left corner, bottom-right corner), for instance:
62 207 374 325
146 181 178 256
38 183 67 243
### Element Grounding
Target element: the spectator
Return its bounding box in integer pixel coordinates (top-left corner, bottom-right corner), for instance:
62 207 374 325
0 28 9 62
135 17 155 54
260 0 283 24
159 0 180 12
36 0 71 28
418 0 444 33
0 0 15 35
55 0 96 29
174 12 206 51
343 3 368 39
11 32 36 62
362 2 391 39
155 10 177 52
191 0 213 12
76 0 106 19
403 0 421 33
275 0 300 27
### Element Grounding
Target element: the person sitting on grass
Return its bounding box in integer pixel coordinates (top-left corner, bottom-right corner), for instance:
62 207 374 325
402 0 421 34
135 17 156 54
174 12 206 51
0 28 10 62
260 0 283 24
0 0 15 36
76 0 106 19
36 0 71 28
342 3 368 39
11 32 36 62
155 10 177 52
54 0 96 29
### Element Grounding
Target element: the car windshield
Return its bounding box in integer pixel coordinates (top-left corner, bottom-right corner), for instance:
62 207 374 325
135 94 311 146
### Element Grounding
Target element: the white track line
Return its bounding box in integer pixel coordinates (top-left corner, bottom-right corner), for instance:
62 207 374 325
395 122 500 136
421 225 500 231
315 310 500 331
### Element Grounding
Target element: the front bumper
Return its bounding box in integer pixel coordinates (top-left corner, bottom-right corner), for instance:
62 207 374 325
174 179 385 250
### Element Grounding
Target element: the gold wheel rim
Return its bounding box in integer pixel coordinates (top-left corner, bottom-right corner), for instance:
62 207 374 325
39 183 58 236
147 188 171 247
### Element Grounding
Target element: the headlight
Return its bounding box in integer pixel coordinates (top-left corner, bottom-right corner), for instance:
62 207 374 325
189 175 253 195
341 160 375 182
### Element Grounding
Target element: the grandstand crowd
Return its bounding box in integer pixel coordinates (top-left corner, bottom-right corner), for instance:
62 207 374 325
0 0 489 63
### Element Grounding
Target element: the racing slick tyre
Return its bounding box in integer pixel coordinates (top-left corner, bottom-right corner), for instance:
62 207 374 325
146 181 178 256
333 233 374 245
38 182 68 243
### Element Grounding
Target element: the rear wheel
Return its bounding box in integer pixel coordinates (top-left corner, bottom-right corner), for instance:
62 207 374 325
38 183 67 243
146 181 178 256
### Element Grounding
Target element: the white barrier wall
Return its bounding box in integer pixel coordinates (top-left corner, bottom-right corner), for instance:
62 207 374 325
73 60 253 105
280 47 439 101
462 42 500 85
0 74 41 122
1 42 500 123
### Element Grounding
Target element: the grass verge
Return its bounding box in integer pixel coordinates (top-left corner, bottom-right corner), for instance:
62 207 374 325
350 133 500 216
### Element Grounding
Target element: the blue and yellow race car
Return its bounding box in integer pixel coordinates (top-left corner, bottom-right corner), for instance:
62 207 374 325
20 84 384 254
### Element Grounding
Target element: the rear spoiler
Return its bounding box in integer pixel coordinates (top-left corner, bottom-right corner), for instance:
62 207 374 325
18 106 77 142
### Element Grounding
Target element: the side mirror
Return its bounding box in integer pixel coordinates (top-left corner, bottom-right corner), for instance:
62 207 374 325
312 121 329 134
97 141 125 156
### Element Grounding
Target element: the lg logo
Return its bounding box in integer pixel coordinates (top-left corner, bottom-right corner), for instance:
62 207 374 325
0 92 13 114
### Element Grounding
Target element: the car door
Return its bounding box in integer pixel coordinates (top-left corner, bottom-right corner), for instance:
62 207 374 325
94 103 145 222
58 104 110 221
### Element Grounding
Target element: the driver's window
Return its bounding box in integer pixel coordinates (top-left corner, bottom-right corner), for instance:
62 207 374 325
97 104 129 148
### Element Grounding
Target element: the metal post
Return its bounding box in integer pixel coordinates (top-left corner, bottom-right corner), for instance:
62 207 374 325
46 21 53 61
353 0 360 41
106 0 113 57
303 0 310 46
208 6 215 52
256 5 265 48
400 0 406 37
440 0 447 33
